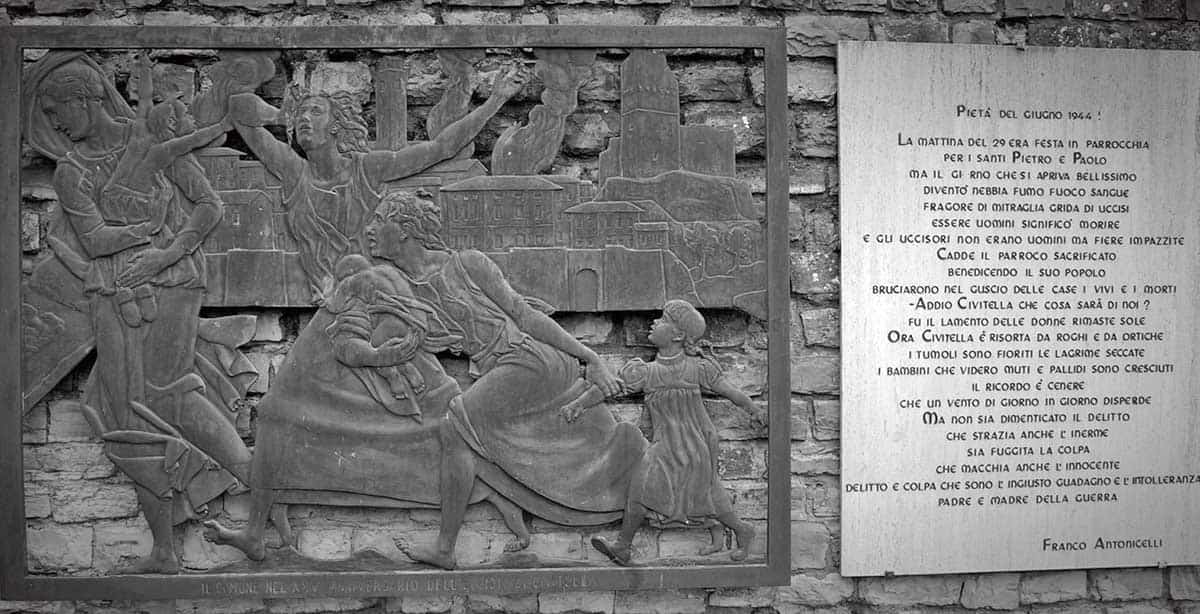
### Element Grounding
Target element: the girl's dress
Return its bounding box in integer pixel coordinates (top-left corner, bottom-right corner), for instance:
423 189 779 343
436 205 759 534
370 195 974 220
621 352 734 525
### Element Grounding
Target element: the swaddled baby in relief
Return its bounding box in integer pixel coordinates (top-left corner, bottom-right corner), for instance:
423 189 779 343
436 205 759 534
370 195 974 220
325 255 456 420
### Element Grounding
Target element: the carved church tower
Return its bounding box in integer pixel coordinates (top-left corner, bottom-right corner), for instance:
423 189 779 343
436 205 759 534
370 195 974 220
618 50 681 178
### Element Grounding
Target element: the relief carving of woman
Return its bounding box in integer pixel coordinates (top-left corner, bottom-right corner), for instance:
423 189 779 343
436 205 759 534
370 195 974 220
222 64 526 299
363 191 649 569
23 51 252 574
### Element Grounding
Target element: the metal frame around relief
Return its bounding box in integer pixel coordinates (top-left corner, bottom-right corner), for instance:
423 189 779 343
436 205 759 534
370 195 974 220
0 25 790 601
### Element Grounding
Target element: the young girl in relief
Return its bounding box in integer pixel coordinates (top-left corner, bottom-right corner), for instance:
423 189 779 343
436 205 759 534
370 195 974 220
562 299 758 565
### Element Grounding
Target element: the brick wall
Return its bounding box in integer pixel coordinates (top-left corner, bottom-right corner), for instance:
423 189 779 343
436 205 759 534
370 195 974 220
6 0 1200 611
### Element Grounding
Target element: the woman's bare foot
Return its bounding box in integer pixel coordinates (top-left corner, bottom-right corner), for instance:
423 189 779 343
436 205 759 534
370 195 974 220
120 551 181 575
203 520 266 561
394 538 457 570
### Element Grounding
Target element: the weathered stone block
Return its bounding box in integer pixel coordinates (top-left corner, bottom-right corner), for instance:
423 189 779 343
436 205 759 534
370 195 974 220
92 519 154 573
52 480 140 523
1188 0 1200 19
1170 566 1200 599
25 442 115 479
350 528 407 561
32 0 94 14
1006 0 1067 16
961 573 1020 609
264 598 376 613
997 22 1029 45
952 20 997 43
253 311 284 342
538 591 615 614
21 211 40 253
1136 21 1200 47
1091 568 1164 600
197 0 293 11
304 61 373 98
1020 570 1088 603
176 598 267 614
891 0 936 11
678 64 748 102
1027 21 1131 46
142 10 219 25
712 350 767 396
25 482 52 519
613 590 706 614
945 0 996 11
557 313 614 343
777 572 854 606
1073 0 1139 19
578 62 622 102
708 587 777 608
718 440 767 479
785 15 871 57
48 399 95 442
556 9 648 25
707 398 767 441
465 593 538 614
657 528 717 558
397 595 457 613
680 104 765 155
873 17 950 42
296 527 353 560
781 62 837 105
726 480 767 519
705 312 750 349
444 0 523 7
794 105 836 159
1103 606 1175 614
859 574 964 605
790 520 831 569
526 532 585 561
812 399 839 440
0 601 74 614
247 351 273 394
791 443 839 475
799 307 839 348
564 113 616 154
790 251 838 295
27 523 93 571
792 397 812 441
790 347 839 395
796 474 840 518
656 5 745 24
820 0 885 11
22 403 48 444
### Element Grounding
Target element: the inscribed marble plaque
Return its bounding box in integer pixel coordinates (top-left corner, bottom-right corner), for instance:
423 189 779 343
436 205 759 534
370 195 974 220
840 42 1200 575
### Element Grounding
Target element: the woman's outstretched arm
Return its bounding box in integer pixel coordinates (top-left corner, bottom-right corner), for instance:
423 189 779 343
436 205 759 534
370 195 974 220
459 249 622 397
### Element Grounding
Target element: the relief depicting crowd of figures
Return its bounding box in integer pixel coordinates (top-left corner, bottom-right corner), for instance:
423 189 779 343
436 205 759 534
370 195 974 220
19 45 767 575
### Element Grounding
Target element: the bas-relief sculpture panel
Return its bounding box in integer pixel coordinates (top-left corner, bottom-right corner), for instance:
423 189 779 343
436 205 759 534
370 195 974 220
5 27 789 600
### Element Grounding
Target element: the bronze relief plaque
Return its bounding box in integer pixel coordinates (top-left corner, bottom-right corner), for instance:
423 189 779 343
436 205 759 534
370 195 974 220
0 26 790 600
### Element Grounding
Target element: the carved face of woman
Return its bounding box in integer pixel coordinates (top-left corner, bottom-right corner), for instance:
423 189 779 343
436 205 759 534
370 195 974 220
41 96 94 142
364 214 408 264
294 96 334 151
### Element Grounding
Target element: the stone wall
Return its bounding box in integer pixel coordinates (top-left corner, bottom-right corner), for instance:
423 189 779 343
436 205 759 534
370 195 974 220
6 0 1200 611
